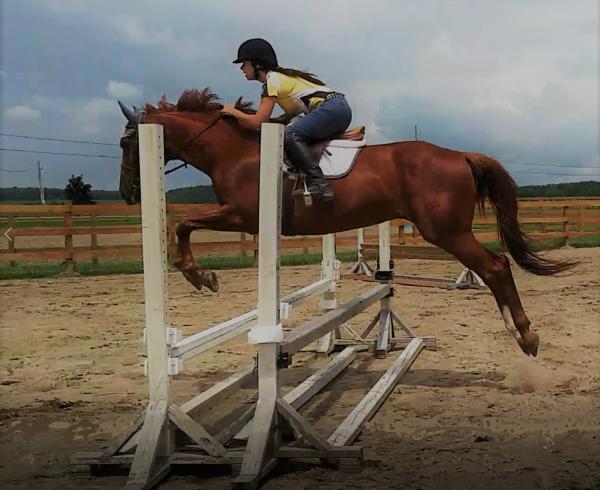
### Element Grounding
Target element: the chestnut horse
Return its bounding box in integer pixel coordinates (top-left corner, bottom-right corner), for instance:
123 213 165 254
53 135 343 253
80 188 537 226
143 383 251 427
118 89 574 356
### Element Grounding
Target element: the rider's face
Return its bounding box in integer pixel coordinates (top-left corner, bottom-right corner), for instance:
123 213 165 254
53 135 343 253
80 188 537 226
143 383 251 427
240 60 256 80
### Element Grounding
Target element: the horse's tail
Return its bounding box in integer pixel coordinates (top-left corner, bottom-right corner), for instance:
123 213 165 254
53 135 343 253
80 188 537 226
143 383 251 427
464 152 577 275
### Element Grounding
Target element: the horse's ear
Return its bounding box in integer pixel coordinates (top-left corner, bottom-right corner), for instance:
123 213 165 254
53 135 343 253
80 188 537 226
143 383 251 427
118 101 138 124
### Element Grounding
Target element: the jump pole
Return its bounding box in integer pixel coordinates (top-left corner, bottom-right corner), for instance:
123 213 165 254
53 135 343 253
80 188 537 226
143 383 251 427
234 124 364 487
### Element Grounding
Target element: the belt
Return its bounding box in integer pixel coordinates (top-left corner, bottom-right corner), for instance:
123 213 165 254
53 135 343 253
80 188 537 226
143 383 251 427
324 91 345 100
300 91 345 109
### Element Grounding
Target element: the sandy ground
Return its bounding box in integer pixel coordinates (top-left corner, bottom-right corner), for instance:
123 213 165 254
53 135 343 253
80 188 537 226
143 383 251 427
0 247 599 490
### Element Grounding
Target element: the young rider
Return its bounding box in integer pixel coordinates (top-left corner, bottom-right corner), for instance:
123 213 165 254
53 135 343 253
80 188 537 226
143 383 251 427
222 38 352 201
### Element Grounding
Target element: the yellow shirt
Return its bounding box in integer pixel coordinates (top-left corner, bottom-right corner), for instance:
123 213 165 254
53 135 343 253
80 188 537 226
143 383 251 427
261 71 334 116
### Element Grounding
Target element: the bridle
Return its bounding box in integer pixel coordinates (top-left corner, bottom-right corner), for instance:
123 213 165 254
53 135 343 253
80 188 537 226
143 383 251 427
120 112 225 190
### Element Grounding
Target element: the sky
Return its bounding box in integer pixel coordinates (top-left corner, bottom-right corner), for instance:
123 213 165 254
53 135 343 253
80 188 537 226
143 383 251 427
1 0 598 191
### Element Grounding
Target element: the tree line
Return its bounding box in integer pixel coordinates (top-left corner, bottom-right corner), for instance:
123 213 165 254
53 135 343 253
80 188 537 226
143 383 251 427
0 179 598 204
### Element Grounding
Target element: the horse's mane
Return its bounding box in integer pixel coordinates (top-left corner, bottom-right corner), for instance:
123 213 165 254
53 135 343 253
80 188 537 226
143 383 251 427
143 88 256 115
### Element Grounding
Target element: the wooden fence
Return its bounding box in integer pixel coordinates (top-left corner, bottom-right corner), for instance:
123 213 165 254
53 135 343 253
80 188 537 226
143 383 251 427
361 198 600 261
1 198 599 266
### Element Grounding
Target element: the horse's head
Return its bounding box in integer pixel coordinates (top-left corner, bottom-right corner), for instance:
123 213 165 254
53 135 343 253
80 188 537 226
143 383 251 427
117 101 144 204
117 89 257 204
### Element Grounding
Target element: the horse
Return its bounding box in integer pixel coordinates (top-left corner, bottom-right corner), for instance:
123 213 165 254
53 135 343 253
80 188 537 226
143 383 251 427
117 88 575 357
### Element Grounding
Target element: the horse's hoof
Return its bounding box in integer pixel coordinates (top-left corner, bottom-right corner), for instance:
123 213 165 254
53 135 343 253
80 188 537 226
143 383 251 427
518 332 540 357
180 267 205 291
202 271 219 292
523 331 540 357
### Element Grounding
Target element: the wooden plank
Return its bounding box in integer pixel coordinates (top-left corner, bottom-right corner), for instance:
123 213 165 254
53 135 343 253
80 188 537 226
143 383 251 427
234 347 356 441
215 403 257 445
127 400 169 487
168 405 226 457
1 199 596 217
375 310 391 358
72 451 134 466
64 205 74 271
180 365 255 414
0 204 69 213
328 338 424 447
335 336 437 350
276 398 332 451
274 446 362 459
281 284 391 355
10 225 141 236
234 397 276 484
106 413 145 456
170 451 243 465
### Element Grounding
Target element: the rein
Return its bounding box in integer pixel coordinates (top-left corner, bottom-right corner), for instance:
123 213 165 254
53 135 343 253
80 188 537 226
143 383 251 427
181 113 224 151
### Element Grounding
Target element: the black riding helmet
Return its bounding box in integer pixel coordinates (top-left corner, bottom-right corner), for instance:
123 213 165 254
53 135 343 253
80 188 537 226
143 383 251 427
233 38 278 70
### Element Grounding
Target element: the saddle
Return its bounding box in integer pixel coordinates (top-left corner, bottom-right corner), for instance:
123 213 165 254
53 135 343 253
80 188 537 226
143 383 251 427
285 126 367 206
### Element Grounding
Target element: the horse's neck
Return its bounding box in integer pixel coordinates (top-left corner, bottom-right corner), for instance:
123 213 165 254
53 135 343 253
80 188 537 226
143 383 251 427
157 114 257 182
189 122 259 189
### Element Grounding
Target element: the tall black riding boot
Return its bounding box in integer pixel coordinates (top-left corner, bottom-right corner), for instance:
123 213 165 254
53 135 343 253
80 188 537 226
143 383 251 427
285 133 334 201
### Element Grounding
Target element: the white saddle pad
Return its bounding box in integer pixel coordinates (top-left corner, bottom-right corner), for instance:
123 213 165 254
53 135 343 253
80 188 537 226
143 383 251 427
318 137 366 178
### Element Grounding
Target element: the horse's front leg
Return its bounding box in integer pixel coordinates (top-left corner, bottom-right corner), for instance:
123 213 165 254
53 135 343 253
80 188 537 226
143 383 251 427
173 204 245 292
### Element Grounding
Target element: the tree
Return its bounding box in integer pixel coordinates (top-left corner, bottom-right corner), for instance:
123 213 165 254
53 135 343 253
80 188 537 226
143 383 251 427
65 174 95 204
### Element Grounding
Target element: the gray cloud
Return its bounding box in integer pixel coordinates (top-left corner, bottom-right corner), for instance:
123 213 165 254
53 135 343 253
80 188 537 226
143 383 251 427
1 0 598 190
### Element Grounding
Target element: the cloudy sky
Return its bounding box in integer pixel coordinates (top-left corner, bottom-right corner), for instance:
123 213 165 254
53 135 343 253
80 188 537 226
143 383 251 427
1 0 598 191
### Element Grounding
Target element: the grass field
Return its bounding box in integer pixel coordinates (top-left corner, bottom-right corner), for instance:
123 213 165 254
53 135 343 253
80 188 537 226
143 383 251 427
1 237 598 281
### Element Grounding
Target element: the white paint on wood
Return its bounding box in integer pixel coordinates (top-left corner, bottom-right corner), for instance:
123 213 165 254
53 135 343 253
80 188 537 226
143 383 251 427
127 400 168 486
234 347 356 440
168 405 226 457
281 284 391 354
328 338 424 447
139 124 170 403
378 221 391 272
249 123 283 345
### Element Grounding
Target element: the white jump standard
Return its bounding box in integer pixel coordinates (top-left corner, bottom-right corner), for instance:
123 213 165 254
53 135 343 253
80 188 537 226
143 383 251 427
72 123 434 489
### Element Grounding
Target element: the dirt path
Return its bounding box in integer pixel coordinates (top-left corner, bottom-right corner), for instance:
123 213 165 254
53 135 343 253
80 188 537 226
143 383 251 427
1 248 599 489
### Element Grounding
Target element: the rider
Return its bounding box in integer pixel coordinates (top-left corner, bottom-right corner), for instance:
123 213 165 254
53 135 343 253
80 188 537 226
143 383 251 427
222 38 352 201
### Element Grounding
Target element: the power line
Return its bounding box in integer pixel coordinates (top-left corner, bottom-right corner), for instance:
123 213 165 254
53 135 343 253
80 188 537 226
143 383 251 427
504 161 599 170
0 132 118 146
0 147 120 159
510 170 599 177
0 168 29 172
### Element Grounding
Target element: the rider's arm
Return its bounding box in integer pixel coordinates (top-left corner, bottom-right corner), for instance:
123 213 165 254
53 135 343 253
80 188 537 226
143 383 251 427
221 96 277 130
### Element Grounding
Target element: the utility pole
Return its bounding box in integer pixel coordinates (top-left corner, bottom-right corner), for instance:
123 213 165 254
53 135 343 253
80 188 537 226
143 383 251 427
37 161 46 204
414 124 418 141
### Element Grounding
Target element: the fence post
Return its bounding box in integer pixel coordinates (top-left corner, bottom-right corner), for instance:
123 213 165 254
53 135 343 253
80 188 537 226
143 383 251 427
8 215 16 267
562 205 569 247
64 204 75 274
398 222 406 245
166 206 177 265
302 235 309 264
91 211 98 264
240 232 247 260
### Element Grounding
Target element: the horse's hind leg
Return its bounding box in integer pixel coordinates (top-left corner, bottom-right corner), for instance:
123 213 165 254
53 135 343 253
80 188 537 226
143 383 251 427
174 204 246 292
422 228 539 356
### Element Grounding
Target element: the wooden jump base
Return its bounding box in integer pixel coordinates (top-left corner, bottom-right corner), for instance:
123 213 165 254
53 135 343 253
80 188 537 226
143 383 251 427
72 123 435 489
348 234 485 290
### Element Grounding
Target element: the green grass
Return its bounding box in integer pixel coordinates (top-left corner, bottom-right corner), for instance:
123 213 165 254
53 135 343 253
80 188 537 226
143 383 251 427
0 250 360 281
0 216 141 228
0 240 597 281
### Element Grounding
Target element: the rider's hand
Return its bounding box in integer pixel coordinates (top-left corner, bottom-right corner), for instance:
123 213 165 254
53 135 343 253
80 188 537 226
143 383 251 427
221 104 237 116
